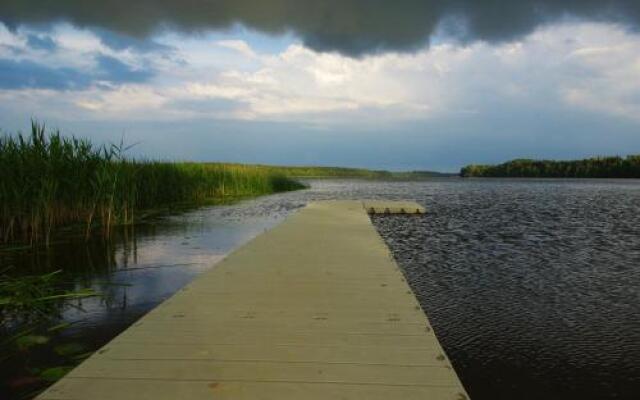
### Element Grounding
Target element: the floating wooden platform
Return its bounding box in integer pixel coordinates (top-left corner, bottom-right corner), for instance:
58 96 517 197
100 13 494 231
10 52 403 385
38 200 468 400
363 200 425 215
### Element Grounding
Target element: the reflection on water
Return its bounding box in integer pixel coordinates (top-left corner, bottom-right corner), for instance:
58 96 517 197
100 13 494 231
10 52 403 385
1 179 640 400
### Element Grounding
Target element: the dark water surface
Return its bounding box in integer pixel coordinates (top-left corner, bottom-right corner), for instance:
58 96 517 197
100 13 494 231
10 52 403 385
371 179 640 400
1 179 639 399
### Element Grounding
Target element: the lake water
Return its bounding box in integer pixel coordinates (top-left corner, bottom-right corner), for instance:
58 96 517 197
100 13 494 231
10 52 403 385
2 178 639 399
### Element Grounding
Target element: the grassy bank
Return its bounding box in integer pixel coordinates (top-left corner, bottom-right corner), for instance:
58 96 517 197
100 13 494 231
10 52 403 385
460 155 640 178
0 123 305 244
249 165 454 179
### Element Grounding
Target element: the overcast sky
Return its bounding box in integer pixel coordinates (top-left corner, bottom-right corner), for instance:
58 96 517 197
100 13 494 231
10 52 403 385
1 1 639 171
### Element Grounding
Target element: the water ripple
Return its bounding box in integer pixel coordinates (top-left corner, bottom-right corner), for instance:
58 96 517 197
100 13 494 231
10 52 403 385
371 179 640 400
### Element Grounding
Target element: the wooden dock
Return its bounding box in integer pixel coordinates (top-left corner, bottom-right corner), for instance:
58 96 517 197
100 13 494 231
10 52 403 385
37 200 469 400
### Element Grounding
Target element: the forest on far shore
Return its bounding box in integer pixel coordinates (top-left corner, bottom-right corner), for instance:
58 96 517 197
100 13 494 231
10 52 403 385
460 155 640 178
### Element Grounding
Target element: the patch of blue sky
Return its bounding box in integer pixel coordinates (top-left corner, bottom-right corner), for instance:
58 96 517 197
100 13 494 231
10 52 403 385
0 54 154 90
25 33 57 50
95 55 154 83
227 23 298 54
0 58 91 89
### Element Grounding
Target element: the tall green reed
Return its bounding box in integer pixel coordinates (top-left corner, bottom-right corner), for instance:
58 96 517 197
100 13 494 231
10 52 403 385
0 122 305 245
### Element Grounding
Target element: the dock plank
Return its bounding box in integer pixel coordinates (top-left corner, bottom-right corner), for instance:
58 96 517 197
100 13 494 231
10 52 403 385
37 200 468 400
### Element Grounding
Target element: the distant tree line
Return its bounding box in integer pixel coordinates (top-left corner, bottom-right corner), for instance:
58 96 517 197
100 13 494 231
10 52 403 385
460 155 640 178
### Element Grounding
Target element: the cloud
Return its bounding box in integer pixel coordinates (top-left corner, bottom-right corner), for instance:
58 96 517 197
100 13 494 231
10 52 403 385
216 40 257 58
2 21 639 124
72 85 167 116
152 22 640 124
1 1 640 56
0 24 158 90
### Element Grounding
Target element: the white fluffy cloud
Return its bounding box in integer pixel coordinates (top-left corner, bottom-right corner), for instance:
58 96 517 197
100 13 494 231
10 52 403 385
1 21 640 125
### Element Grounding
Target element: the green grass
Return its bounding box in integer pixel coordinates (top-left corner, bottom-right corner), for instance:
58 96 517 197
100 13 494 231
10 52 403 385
0 122 305 244
251 165 454 179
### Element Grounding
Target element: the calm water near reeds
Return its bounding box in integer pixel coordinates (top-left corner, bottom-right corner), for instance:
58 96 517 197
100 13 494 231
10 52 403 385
1 178 639 399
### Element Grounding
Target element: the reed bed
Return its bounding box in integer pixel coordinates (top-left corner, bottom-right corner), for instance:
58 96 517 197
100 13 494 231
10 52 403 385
0 123 305 245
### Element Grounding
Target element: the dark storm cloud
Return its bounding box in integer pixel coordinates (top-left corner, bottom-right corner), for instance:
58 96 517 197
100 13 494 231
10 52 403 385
0 1 639 55
93 29 173 53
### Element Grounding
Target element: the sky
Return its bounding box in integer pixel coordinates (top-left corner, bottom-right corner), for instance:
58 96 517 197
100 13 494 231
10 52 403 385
1 1 639 172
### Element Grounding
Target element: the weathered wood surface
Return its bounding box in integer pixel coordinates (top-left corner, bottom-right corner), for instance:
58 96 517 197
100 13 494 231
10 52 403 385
363 200 426 214
38 200 468 400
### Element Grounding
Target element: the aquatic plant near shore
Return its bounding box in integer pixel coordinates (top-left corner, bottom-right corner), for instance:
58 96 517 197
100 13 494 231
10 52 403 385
0 122 305 244
0 268 97 397
0 268 96 328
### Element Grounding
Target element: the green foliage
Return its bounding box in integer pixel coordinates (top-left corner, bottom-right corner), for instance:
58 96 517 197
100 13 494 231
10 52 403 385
460 156 640 178
261 165 394 178
53 342 86 357
0 269 95 320
0 122 305 244
15 335 49 350
38 366 74 382
0 268 96 388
